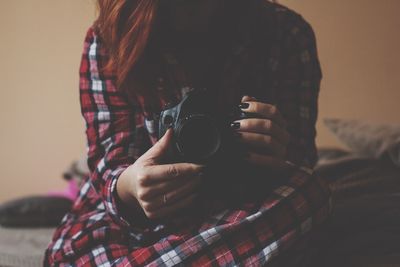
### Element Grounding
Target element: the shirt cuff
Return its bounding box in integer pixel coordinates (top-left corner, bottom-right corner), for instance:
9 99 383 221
104 165 133 227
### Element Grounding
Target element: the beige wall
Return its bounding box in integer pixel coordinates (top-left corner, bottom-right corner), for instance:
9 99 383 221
280 0 400 148
1 1 399 202
0 1 96 202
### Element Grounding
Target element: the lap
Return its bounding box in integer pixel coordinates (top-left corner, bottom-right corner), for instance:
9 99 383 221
45 169 331 266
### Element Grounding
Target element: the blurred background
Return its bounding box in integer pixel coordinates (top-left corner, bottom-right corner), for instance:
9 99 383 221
1 0 399 202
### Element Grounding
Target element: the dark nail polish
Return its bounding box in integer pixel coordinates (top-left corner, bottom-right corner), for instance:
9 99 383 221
239 103 249 109
230 122 240 129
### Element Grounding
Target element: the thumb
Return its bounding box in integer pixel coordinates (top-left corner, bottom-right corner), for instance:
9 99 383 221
141 128 173 162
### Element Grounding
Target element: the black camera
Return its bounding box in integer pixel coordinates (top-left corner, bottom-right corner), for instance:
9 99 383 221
158 88 249 164
158 89 285 202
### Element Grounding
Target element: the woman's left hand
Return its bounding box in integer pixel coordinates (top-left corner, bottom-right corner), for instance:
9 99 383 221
231 96 291 171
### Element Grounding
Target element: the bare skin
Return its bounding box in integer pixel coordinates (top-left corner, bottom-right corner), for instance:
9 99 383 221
117 129 204 219
117 2 291 219
237 96 290 171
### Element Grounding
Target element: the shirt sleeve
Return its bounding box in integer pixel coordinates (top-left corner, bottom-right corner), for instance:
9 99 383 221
79 26 138 226
276 14 323 168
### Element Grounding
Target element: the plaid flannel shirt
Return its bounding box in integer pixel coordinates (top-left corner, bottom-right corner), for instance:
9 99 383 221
45 1 331 266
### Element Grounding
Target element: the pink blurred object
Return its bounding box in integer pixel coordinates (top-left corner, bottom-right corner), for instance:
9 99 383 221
46 156 88 201
47 179 79 201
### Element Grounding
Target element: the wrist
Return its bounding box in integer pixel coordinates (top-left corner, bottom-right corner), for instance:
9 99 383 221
115 165 149 226
116 165 139 207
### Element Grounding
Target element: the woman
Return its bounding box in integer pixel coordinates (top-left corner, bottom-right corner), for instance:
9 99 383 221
45 0 331 266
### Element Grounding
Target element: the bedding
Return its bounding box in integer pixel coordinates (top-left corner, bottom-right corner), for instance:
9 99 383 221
324 118 400 166
304 148 400 267
0 227 55 267
0 196 72 228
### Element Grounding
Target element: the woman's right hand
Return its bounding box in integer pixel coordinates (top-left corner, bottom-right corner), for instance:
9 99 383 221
116 129 204 219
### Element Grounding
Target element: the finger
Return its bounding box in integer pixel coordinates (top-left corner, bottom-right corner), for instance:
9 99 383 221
241 95 257 102
142 175 202 212
140 163 204 185
244 152 291 171
139 172 202 201
232 118 290 145
145 193 198 219
239 132 286 157
136 173 188 201
140 128 173 163
239 102 287 128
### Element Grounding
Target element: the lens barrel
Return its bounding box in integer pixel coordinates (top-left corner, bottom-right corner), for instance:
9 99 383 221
175 114 221 162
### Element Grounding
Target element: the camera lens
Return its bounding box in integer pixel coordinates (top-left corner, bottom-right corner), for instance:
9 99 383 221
175 115 221 162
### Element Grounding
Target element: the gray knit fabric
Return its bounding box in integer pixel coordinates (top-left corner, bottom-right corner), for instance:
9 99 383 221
324 118 400 166
0 227 54 267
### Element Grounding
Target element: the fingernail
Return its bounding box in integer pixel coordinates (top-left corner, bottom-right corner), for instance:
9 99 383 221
230 122 240 130
238 103 250 109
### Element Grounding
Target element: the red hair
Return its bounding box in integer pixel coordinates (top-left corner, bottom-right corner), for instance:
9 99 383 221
94 0 279 94
94 0 159 91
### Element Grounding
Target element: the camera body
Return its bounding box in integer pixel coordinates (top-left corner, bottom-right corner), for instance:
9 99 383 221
158 88 284 202
158 88 249 164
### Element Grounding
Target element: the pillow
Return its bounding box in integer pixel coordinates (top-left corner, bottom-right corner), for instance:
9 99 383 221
324 118 400 166
0 196 72 227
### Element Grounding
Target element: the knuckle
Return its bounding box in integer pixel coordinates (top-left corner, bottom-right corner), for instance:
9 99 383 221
167 165 179 177
136 189 145 200
240 119 249 130
136 189 149 201
263 119 272 131
136 171 149 187
255 120 264 130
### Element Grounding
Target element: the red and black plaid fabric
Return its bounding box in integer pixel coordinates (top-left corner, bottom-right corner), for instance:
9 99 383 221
45 2 331 266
